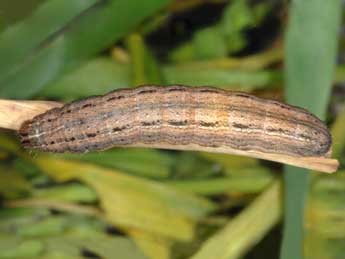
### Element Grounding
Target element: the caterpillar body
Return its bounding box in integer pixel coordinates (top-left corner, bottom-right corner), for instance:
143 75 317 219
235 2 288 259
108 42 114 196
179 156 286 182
19 85 331 157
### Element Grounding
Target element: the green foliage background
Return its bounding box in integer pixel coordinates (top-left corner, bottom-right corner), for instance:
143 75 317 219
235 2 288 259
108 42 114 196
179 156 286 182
0 1 343 259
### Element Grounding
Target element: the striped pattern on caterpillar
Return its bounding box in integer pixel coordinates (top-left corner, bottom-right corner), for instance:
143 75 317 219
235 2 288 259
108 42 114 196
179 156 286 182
19 85 332 157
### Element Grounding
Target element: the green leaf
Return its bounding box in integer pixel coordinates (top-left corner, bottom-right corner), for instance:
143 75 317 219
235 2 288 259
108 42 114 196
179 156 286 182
193 28 227 59
329 106 345 159
170 152 220 179
190 181 281 259
0 239 43 259
0 167 32 199
0 0 99 98
169 0 272 62
0 0 98 77
162 66 281 90
0 208 50 222
127 33 163 86
0 0 171 99
305 171 345 259
32 183 97 203
42 231 147 259
129 230 172 259
0 212 146 259
167 167 274 195
57 148 175 179
281 1 342 259
35 156 216 240
39 58 130 100
38 56 282 100
198 152 259 169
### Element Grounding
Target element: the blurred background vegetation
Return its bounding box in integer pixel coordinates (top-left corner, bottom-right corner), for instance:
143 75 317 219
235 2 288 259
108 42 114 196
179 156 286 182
0 0 344 258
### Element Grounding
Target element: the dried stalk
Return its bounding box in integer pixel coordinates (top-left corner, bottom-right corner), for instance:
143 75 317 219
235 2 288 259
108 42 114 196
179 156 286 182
0 99 338 173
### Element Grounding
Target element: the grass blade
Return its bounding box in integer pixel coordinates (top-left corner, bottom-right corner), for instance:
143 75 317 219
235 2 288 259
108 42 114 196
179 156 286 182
34 156 216 240
0 0 98 78
0 0 170 99
280 1 342 259
190 181 281 259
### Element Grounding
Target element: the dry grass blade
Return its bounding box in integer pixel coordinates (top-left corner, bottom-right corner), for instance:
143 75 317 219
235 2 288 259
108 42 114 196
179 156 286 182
0 99 339 173
0 99 62 130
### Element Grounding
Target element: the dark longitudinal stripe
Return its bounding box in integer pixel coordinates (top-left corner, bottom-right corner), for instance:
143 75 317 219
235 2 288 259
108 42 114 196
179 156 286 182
168 120 188 126
199 121 219 127
168 88 187 92
232 123 250 130
107 95 124 102
198 89 219 93
112 125 130 132
138 89 157 95
141 120 161 126
81 103 94 109
233 93 252 99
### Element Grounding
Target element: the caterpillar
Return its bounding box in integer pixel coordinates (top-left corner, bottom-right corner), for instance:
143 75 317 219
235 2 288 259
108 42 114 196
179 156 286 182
19 85 332 157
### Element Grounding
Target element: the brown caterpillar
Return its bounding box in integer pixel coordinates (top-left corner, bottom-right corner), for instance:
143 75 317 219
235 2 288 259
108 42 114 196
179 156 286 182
19 85 331 157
